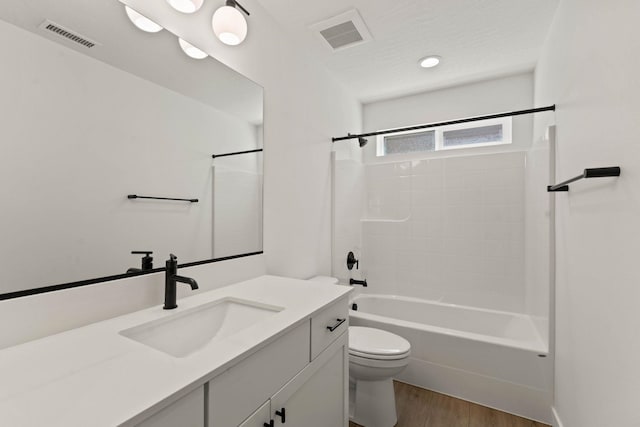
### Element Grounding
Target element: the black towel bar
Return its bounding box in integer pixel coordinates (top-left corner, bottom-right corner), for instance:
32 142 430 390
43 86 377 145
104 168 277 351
127 195 199 203
547 167 621 192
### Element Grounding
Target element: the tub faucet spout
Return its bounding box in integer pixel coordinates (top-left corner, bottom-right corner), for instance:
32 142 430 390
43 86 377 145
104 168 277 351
350 278 368 287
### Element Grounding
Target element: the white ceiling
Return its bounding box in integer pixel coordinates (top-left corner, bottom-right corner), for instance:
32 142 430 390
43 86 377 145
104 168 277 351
0 0 263 124
255 0 559 103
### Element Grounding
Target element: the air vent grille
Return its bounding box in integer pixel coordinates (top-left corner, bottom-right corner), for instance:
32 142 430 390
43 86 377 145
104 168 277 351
320 21 363 50
39 20 98 49
310 9 372 52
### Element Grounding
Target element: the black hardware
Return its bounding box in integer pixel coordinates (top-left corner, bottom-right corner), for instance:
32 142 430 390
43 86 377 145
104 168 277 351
227 0 250 16
350 278 368 287
128 195 198 203
351 303 358 311
164 254 199 310
327 318 346 332
0 251 263 302
263 421 274 427
332 105 556 143
347 251 359 271
275 408 286 423
547 167 621 192
127 251 154 274
212 148 262 159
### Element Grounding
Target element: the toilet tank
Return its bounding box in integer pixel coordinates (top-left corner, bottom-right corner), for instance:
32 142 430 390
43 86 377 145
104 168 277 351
308 276 339 285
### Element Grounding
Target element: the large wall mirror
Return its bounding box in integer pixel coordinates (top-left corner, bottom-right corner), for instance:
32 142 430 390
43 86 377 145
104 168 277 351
0 0 263 298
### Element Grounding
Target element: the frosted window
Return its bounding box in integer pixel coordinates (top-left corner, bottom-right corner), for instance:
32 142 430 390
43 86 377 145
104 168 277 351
383 130 435 155
443 124 503 147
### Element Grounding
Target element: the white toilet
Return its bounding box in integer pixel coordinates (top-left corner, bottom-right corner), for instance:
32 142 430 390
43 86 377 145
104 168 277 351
349 326 410 427
309 276 411 427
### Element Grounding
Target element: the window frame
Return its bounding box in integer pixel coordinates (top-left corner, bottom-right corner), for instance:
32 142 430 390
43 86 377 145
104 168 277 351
376 116 512 157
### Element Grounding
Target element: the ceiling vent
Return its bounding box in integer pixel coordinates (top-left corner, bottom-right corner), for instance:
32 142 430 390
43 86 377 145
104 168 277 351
38 20 99 49
310 9 372 52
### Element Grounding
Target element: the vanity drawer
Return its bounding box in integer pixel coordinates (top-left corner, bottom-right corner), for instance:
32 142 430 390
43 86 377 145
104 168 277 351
208 321 309 427
310 297 349 360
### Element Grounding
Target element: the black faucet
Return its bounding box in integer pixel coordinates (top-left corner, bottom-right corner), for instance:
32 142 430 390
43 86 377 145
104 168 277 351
164 254 199 310
350 278 368 287
127 251 154 274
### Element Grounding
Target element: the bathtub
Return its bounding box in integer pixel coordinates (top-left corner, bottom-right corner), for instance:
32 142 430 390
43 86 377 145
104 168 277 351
349 294 552 423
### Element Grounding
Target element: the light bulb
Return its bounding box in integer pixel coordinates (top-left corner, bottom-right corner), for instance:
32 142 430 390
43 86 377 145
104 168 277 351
166 0 204 14
212 5 247 46
419 56 441 68
178 38 208 59
125 6 163 33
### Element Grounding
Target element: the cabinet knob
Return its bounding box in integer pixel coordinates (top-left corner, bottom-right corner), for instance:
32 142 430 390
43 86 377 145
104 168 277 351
275 407 286 423
264 421 274 427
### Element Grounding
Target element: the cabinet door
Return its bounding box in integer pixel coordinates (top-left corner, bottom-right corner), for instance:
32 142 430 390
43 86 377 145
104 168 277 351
271 333 348 427
239 400 271 427
135 386 204 427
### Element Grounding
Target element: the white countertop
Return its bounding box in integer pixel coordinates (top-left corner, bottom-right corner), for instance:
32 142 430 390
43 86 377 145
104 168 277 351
0 275 351 426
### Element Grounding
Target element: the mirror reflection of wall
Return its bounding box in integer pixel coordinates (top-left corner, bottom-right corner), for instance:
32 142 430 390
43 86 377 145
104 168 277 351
0 1 263 296
213 151 263 258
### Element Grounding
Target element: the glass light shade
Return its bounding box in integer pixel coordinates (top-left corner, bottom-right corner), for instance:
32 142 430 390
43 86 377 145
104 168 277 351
212 6 247 46
419 56 441 68
166 0 204 14
125 6 163 33
178 38 208 59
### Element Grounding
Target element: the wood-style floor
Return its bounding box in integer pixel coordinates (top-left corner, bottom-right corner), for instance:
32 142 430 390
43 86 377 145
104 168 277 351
349 381 550 427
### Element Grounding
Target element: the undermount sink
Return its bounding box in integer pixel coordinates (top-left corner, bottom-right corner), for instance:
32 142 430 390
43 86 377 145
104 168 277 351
120 297 284 357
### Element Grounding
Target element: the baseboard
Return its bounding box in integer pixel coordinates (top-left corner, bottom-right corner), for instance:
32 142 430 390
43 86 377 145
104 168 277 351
396 357 553 424
552 406 564 427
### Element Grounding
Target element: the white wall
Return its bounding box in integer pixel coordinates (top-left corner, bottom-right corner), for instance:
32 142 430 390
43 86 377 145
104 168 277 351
0 19 260 293
0 0 361 346
534 0 640 426
120 0 364 278
363 73 534 161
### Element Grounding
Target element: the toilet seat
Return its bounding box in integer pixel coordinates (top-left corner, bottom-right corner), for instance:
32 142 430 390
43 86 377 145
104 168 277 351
349 326 411 360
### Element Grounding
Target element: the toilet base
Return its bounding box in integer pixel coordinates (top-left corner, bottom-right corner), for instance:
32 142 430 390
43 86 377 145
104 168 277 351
350 377 398 427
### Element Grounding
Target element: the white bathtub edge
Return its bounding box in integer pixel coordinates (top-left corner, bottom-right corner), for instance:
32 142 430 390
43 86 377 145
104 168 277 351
397 357 553 424
350 309 548 355
552 406 564 427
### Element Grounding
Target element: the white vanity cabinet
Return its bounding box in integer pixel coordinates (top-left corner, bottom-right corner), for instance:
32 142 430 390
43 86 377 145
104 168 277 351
270 333 348 427
135 387 205 427
208 296 349 427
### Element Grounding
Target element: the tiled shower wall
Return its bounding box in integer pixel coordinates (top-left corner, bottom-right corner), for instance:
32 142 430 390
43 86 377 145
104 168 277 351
360 151 526 312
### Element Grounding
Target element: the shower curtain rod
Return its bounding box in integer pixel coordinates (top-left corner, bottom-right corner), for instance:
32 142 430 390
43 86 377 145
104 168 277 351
331 105 556 142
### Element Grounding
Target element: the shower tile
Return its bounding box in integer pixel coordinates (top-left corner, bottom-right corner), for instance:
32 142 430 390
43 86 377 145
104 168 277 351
443 221 485 240
482 187 524 205
395 161 412 177
483 167 524 189
366 163 396 181
445 189 483 206
411 189 443 207
482 204 524 223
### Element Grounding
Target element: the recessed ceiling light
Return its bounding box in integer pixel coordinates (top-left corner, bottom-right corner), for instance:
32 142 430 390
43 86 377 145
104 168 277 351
178 38 208 59
125 6 163 33
419 56 441 68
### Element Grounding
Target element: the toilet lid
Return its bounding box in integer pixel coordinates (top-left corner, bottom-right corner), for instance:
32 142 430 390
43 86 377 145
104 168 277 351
349 326 411 359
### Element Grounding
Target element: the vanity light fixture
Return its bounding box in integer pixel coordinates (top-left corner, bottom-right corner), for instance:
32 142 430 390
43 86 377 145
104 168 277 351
419 55 441 68
166 0 204 14
179 38 208 59
125 6 163 33
212 0 250 46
